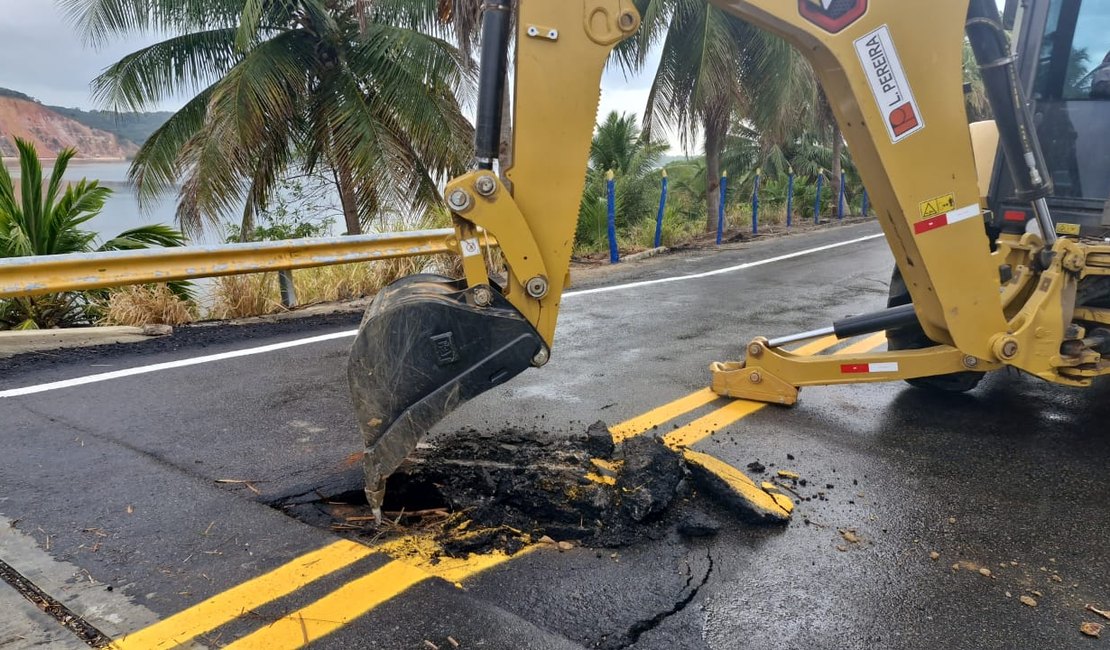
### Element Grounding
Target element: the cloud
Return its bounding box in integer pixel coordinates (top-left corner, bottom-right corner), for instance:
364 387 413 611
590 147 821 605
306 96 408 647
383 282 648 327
0 0 177 109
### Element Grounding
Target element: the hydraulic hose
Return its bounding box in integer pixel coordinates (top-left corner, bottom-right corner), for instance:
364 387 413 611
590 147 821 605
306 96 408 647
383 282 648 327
966 0 1057 243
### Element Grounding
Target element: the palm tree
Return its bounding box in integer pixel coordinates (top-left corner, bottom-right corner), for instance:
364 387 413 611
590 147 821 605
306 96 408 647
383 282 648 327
627 0 820 233
576 112 668 250
62 0 475 238
0 138 187 329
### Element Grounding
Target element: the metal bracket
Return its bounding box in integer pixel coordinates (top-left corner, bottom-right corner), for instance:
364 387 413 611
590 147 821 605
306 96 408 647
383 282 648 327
445 172 550 308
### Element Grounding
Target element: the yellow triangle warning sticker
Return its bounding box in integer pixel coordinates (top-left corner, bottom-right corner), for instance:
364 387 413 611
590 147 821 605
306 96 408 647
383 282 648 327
919 194 956 219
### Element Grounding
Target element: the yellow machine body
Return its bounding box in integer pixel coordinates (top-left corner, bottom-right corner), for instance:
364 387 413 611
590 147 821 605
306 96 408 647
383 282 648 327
348 0 1110 512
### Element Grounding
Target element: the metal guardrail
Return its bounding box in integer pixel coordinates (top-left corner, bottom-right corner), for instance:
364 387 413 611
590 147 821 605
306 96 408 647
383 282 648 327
0 229 479 299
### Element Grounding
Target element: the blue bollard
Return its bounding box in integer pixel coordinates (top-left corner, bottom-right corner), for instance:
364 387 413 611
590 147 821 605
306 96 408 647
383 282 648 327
716 171 728 245
654 170 668 249
861 188 870 217
838 171 846 220
786 170 795 228
814 170 824 225
607 171 619 264
751 169 761 235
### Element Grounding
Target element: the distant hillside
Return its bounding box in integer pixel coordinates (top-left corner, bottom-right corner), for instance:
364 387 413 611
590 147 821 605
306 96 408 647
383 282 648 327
47 106 172 148
0 87 172 150
0 93 138 159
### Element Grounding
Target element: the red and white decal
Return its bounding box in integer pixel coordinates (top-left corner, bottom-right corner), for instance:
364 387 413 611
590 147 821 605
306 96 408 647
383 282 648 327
854 26 924 143
840 362 900 374
912 204 982 236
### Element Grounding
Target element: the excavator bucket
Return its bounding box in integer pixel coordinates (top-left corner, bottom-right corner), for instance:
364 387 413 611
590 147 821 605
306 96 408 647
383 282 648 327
347 274 545 518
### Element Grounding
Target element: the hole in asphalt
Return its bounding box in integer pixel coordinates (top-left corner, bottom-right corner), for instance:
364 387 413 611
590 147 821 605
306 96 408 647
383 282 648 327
381 472 450 513
273 422 795 557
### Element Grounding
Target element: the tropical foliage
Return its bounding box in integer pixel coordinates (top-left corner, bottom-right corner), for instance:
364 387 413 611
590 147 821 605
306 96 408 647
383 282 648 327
577 112 669 251
0 138 188 329
621 0 829 232
62 0 475 239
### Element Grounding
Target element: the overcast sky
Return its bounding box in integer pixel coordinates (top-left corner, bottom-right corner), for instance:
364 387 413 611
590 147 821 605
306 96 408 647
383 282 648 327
0 0 168 108
0 0 1009 153
0 0 657 117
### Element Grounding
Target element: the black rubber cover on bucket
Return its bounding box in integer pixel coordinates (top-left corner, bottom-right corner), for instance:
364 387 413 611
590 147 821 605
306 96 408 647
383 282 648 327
348 274 544 510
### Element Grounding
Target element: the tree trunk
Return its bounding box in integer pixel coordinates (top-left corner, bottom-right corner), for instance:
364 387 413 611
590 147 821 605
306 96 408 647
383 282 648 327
831 124 843 213
335 163 362 236
704 118 724 233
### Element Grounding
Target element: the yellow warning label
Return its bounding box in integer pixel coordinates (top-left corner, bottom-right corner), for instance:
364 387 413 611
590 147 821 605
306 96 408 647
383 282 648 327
919 194 957 219
1056 222 1081 236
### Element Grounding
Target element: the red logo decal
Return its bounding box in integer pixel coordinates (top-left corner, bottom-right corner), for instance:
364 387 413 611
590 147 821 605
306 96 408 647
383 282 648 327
889 103 920 137
799 0 868 34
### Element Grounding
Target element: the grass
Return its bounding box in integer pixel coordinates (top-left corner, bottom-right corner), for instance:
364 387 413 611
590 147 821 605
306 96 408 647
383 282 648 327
205 255 458 320
101 284 197 327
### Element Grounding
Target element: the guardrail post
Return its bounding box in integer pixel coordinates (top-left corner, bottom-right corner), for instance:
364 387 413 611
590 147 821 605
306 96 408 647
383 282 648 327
861 188 870 218
654 170 668 249
607 170 619 264
837 171 846 221
751 168 761 236
278 270 298 308
786 168 794 229
814 169 824 225
716 171 728 245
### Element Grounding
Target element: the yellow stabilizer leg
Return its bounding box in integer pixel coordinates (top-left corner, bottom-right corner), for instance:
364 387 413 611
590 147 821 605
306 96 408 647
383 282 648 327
711 338 1001 405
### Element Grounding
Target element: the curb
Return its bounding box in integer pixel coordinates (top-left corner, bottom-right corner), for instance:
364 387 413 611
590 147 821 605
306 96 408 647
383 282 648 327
0 326 165 359
622 247 668 263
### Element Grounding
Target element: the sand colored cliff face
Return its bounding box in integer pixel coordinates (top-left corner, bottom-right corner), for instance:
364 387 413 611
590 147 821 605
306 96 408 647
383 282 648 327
0 97 139 159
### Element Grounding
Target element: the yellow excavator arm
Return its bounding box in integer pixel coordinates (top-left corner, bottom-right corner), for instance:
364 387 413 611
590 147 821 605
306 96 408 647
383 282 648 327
349 0 1110 517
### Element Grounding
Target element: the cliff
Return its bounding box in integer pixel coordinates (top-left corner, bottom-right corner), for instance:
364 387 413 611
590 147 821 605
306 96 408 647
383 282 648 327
0 95 139 160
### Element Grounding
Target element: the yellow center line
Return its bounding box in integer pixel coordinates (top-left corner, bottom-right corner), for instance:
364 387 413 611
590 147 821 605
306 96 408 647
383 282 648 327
788 333 842 357
222 561 431 650
661 399 768 450
681 449 793 519
836 332 888 356
609 334 843 443
109 539 374 650
609 388 720 443
223 543 523 650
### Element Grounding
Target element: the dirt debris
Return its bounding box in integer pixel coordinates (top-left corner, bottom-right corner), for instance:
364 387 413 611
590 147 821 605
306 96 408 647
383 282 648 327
303 425 741 555
1020 595 1038 608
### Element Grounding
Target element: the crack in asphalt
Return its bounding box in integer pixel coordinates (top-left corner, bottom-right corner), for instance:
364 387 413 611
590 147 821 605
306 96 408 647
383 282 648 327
608 548 714 650
11 400 202 481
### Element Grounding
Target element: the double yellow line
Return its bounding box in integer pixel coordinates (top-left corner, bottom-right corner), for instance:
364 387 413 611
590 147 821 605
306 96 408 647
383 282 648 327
111 332 887 650
110 539 519 650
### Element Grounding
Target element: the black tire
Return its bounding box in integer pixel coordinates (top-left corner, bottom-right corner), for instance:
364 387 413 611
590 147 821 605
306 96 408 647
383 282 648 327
886 267 985 393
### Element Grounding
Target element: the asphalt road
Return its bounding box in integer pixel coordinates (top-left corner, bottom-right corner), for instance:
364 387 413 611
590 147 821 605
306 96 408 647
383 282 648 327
1 220 1107 650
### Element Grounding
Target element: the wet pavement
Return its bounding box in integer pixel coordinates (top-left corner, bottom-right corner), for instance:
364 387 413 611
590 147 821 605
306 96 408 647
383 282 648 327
1 220 1107 649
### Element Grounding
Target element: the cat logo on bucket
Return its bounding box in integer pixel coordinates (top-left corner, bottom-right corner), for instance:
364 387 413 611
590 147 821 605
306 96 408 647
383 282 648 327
799 0 868 34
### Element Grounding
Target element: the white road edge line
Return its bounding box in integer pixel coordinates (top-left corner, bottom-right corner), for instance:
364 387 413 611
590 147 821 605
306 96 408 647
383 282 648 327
562 233 883 297
1 232 883 398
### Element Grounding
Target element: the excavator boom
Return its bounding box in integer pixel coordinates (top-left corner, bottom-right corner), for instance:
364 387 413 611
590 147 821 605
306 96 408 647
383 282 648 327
349 0 1110 515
